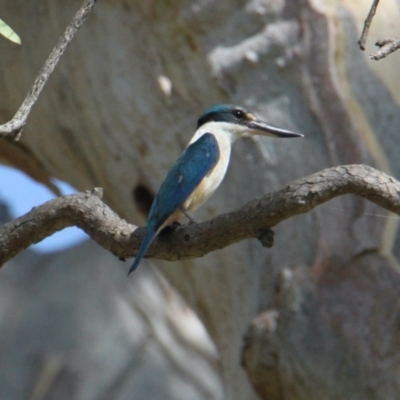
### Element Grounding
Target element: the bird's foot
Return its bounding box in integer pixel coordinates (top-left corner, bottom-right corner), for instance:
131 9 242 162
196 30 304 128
258 228 274 248
180 207 198 224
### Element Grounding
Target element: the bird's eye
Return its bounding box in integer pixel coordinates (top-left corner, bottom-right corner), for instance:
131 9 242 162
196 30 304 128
233 109 245 120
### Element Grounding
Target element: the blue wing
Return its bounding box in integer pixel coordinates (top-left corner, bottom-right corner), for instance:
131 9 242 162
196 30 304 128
149 132 220 232
128 133 219 275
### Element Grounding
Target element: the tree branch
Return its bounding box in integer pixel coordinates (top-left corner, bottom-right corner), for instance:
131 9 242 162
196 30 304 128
370 36 400 60
0 0 97 140
357 0 400 60
1 164 400 268
358 0 380 51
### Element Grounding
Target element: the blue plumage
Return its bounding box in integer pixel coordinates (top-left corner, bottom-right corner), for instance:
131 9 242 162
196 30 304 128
128 104 303 275
128 133 220 274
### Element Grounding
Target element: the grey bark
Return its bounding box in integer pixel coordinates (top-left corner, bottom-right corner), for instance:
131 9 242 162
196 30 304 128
1 165 400 268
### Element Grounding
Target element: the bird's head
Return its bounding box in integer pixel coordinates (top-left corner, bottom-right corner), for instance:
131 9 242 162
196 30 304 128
197 104 303 140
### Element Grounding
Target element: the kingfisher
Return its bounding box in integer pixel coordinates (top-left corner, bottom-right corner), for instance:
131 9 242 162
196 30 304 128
128 104 303 274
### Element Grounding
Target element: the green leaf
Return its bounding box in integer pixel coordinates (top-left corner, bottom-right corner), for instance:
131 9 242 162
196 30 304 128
0 18 21 45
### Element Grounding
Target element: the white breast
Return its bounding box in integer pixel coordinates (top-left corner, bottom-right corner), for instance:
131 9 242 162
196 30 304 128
183 122 238 212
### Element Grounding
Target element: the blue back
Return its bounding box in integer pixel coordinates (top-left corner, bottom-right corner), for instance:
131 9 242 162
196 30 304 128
148 133 220 231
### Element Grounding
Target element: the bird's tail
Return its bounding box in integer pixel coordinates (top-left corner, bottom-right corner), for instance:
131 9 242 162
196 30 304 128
128 227 156 275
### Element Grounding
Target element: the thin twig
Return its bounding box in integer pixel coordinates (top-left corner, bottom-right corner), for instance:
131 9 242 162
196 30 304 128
1 165 400 268
0 0 97 140
370 36 400 60
358 0 380 51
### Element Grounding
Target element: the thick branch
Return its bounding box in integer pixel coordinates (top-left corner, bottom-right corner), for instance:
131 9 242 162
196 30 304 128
358 0 380 50
1 164 400 267
0 0 97 140
370 36 400 60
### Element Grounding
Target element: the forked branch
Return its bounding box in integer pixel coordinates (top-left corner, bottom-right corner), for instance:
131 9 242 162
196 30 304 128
357 0 400 60
371 37 400 60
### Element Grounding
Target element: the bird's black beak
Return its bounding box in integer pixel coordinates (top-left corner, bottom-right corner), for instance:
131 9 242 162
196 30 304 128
247 120 304 138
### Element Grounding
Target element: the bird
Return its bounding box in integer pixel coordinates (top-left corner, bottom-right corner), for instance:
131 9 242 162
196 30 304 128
128 104 303 274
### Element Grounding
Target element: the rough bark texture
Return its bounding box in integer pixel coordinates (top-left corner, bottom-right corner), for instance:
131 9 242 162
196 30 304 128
2 165 400 268
1 1 400 399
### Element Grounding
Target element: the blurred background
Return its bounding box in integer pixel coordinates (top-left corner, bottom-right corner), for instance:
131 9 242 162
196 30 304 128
1 1 400 399
0 165 87 253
